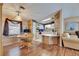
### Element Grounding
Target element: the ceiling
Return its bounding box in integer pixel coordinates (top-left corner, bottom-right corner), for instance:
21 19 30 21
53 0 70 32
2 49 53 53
2 3 79 24
2 3 61 23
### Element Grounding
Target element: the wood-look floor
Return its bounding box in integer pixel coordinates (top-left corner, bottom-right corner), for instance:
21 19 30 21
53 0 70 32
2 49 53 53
3 41 79 56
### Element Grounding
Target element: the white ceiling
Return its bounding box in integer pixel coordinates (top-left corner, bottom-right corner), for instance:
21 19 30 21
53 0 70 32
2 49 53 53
2 3 79 23
2 3 61 22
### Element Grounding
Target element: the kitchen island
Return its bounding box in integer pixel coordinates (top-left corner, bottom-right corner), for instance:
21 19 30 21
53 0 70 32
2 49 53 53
42 33 60 48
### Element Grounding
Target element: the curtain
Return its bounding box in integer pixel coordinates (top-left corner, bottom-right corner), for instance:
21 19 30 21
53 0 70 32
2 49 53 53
3 18 22 36
3 18 9 36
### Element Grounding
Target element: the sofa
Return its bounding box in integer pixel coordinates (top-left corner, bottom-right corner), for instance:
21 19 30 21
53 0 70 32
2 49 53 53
62 33 79 50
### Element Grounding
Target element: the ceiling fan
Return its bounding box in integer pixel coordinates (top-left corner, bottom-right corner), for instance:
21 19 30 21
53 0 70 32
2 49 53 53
15 6 25 15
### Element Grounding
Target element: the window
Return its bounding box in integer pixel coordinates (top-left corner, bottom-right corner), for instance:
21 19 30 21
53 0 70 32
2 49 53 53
66 22 78 31
3 18 22 36
45 24 55 29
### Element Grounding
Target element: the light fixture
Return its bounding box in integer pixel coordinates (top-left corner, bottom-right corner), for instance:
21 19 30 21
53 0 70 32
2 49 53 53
14 15 22 21
13 6 25 21
13 10 22 21
42 18 51 21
